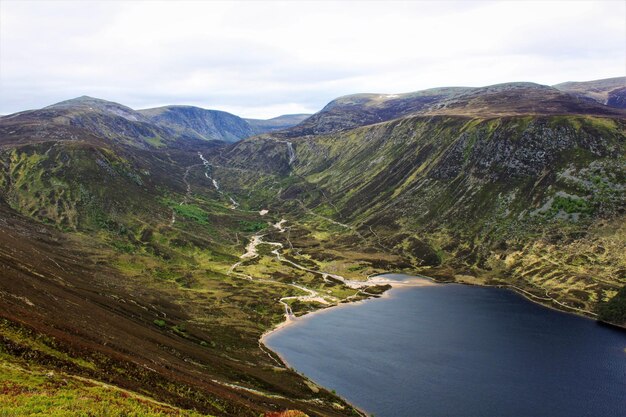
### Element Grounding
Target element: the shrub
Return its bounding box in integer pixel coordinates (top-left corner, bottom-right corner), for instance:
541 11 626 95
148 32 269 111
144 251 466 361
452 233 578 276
597 286 626 326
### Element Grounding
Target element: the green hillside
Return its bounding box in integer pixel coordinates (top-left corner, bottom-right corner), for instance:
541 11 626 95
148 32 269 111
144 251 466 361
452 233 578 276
0 80 625 415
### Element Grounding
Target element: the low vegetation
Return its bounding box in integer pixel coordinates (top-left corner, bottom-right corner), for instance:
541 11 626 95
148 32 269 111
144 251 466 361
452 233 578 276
0 85 624 414
597 285 626 326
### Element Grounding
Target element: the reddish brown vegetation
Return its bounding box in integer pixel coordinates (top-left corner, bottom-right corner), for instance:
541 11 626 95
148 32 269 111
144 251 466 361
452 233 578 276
265 410 309 417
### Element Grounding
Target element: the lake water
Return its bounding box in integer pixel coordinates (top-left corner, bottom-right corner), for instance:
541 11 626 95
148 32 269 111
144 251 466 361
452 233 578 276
263 275 626 417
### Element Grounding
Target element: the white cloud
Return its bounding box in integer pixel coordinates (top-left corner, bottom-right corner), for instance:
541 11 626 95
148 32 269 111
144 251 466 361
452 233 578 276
1 0 624 118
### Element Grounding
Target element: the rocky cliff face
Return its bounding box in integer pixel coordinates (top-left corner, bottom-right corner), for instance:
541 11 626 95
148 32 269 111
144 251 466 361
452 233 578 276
607 87 626 108
219 113 626 315
139 105 256 142
246 114 311 135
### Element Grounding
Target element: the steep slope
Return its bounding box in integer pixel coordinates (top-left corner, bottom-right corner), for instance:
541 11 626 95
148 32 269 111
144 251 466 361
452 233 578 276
246 114 311 135
218 111 626 319
0 96 178 148
283 87 471 136
284 80 625 137
554 77 626 108
0 197 357 416
139 105 256 143
0 103 367 415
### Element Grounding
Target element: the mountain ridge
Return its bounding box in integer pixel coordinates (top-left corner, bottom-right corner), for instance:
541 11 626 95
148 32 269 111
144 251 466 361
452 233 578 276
138 105 256 143
281 79 625 137
0 96 312 147
554 76 626 107
0 76 624 416
245 114 312 135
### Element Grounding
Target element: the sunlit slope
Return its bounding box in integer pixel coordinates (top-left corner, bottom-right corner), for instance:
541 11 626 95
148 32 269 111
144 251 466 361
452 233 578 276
221 114 626 315
0 129 361 416
283 82 625 137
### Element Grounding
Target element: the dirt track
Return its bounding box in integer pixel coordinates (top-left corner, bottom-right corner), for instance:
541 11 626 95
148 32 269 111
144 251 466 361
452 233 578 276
0 201 356 416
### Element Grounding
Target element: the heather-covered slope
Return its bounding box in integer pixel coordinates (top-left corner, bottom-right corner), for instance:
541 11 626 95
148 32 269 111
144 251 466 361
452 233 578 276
218 113 626 320
0 96 178 148
0 109 366 415
0 197 358 416
554 77 626 108
283 82 625 137
1 78 625 415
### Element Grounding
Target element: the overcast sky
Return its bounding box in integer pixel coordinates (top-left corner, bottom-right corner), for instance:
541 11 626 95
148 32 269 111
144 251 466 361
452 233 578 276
1 1 624 118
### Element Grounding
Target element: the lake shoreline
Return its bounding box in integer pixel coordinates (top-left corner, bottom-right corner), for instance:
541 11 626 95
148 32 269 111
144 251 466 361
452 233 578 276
261 272 626 417
261 271 609 352
439 279 607 323
259 274 435 417
258 270 622 416
260 273 437 346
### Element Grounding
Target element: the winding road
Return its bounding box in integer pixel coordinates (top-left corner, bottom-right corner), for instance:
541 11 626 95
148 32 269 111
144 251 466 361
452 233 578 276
227 219 381 322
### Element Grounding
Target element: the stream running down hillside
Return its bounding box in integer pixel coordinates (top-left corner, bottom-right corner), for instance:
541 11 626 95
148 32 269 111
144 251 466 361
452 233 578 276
1 33 625 416
198 152 239 208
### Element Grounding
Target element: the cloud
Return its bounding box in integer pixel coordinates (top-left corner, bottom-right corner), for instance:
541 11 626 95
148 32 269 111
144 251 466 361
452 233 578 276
1 0 624 118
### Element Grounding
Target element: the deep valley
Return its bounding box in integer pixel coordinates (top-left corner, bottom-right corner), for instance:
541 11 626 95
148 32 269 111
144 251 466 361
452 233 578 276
0 77 625 416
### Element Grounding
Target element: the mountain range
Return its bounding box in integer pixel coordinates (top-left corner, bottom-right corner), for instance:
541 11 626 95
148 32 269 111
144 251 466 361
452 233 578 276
0 77 624 416
0 95 309 147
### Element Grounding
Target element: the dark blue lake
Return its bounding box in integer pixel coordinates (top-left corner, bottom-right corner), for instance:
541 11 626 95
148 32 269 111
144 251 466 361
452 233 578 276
264 276 626 417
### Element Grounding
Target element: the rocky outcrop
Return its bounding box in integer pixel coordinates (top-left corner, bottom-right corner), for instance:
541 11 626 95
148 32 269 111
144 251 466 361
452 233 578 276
139 105 255 142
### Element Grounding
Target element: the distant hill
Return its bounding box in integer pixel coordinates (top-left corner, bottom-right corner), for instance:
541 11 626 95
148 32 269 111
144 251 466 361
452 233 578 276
283 87 471 136
138 106 310 142
554 77 626 108
284 80 625 136
138 105 255 143
0 96 176 148
0 77 624 416
245 114 311 135
0 96 312 148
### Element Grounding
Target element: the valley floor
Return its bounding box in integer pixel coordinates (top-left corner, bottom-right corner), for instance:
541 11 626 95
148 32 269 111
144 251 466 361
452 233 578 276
1 127 624 415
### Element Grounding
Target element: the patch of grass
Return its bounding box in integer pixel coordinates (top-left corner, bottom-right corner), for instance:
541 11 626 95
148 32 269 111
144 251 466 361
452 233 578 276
172 204 208 225
551 195 594 215
597 285 626 326
171 323 187 337
347 264 366 272
111 240 136 254
238 220 267 233
0 320 95 371
0 357 207 416
144 135 165 148
581 116 617 132
153 319 167 328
